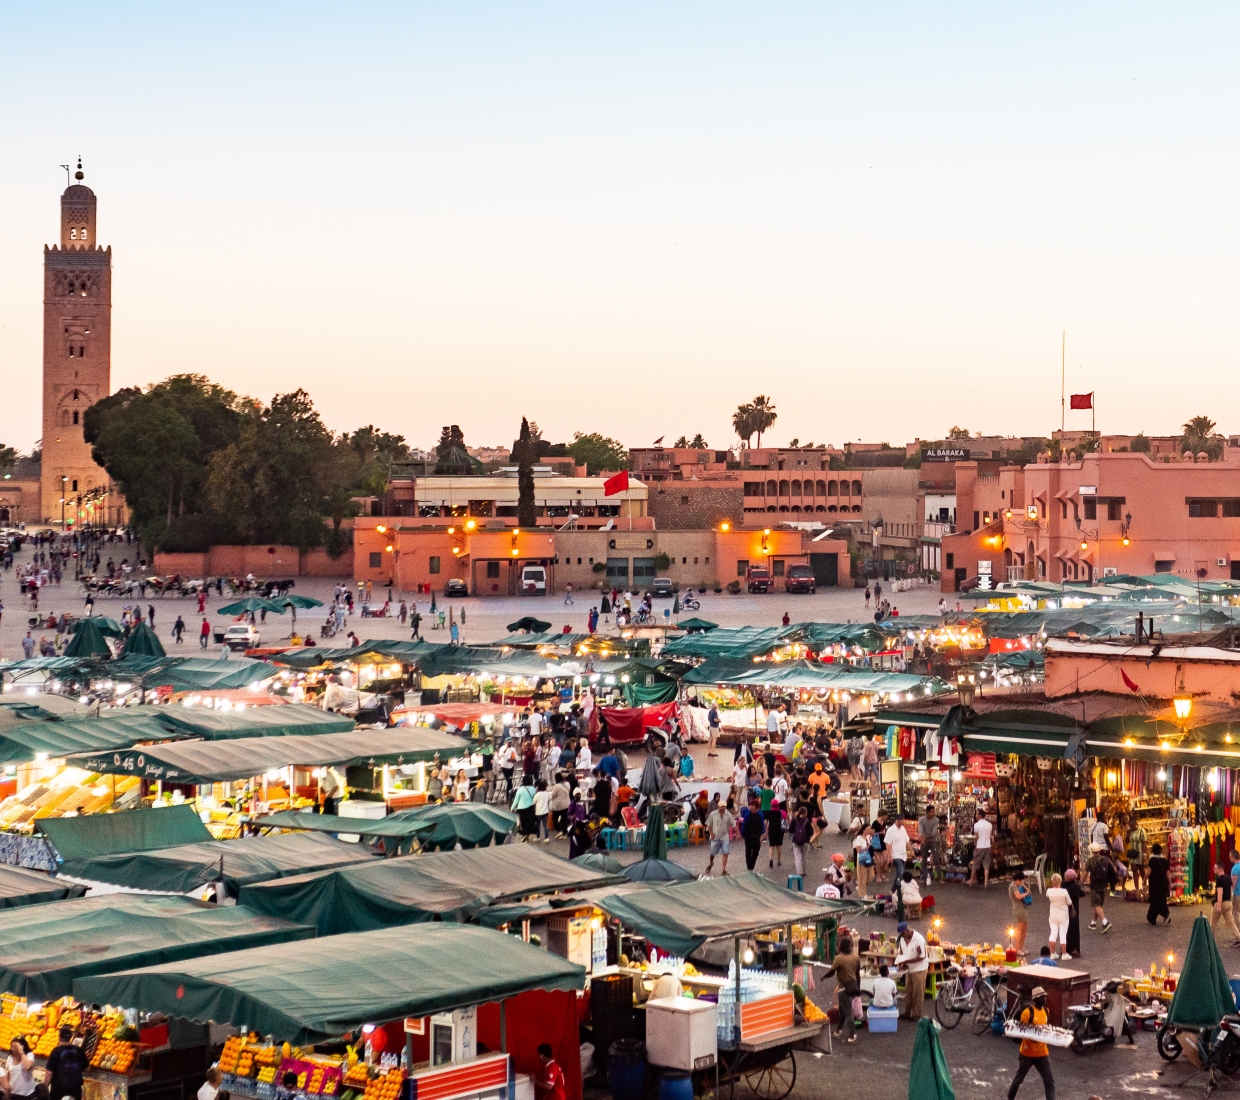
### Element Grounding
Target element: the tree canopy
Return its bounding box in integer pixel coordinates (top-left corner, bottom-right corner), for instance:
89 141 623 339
732 396 777 448
515 418 537 527
1181 415 1223 460
568 432 627 475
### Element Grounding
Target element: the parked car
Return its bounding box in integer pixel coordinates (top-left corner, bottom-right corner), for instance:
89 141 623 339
223 623 260 651
784 564 816 594
651 578 675 598
520 564 547 596
444 579 468 597
746 564 773 593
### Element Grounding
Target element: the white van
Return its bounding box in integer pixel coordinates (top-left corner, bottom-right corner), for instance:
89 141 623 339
520 564 547 596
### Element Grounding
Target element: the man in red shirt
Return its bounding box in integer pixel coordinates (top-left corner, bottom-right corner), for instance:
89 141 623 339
535 1045 565 1100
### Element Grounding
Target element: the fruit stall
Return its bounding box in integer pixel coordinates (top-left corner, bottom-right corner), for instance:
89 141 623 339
71 923 589 1100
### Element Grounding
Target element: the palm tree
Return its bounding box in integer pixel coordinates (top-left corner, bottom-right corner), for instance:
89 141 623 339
689 433 708 448
733 404 756 447
749 396 777 447
1181 415 1222 460
674 435 689 447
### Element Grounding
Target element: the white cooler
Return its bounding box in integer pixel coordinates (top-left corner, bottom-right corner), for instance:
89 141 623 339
644 997 717 1071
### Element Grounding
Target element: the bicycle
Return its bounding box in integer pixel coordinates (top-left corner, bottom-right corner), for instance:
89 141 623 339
971 966 1020 1036
934 963 978 1029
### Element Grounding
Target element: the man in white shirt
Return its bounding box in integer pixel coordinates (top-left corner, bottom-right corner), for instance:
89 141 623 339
894 921 928 1020
815 869 841 899
870 965 898 1010
967 809 994 887
766 709 780 740
320 767 343 815
886 816 911 893
528 707 543 740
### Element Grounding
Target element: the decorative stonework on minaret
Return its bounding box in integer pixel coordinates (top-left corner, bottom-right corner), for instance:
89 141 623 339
41 159 114 523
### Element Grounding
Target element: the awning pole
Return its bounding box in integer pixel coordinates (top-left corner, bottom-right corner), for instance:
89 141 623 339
500 1000 507 1053
785 922 794 991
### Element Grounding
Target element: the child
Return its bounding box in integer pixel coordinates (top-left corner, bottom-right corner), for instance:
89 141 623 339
871 964 898 1010
534 779 551 842
1036 945 1058 967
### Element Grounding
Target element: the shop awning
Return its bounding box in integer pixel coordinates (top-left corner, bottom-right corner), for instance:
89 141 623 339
56 832 377 896
73 923 584 1044
593 873 871 957
156 704 355 740
237 845 626 936
38 805 212 861
0 866 86 909
0 894 312 1001
66 726 468 783
0 713 178 765
257 811 435 840
681 657 946 696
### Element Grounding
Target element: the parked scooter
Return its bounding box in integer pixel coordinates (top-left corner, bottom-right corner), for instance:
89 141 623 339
1069 980 1136 1053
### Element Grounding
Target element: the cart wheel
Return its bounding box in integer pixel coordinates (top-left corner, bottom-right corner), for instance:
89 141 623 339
743 1052 796 1100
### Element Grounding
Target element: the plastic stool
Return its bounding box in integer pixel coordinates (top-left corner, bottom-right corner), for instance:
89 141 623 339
601 827 619 850
688 824 707 845
786 874 804 892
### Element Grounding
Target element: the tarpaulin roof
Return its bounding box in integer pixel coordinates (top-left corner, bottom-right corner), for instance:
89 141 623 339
487 632 588 649
265 640 448 671
38 804 213 861
384 803 517 852
63 619 113 659
0 866 85 909
258 811 436 840
155 703 354 739
72 923 585 1044
593 873 872 957
120 621 166 659
0 656 274 692
0 712 176 765
1167 914 1237 1027
56 832 377 896
662 623 888 660
67 726 468 783
0 894 312 1001
680 657 947 696
237 844 625 936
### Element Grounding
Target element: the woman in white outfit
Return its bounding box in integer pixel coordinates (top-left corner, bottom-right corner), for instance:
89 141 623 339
1045 872 1073 959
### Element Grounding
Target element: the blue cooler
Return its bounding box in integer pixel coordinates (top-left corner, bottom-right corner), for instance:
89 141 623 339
867 1006 899 1033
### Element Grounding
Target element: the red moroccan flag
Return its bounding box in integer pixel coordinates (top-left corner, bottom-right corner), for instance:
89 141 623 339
1121 668 1140 693
603 470 630 496
1070 393 1093 410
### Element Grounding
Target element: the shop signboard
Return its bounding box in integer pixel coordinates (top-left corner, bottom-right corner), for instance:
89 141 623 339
924 448 968 463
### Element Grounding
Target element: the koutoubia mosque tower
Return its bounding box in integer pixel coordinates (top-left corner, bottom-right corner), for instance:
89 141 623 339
40 160 117 524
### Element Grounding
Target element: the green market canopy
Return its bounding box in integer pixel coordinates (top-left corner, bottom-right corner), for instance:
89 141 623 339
0 713 178 765
237 844 625 936
66 726 468 784
62 620 114 659
120 621 166 659
681 657 947 697
55 832 377 896
662 623 888 660
0 656 275 693
0 894 312 1001
383 803 517 852
593 873 871 957
38 804 213 861
73 923 585 1044
0 866 86 909
155 704 354 740
1166 914 1237 1028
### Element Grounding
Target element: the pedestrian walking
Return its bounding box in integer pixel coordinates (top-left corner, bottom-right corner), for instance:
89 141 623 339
824 936 861 1044
1046 873 1072 959
704 797 735 876
1007 987 1056 1100
766 798 785 869
1009 868 1032 954
790 804 811 875
1212 861 1240 947
1064 868 1083 957
197 590 206 614
199 617 211 649
1085 842 1115 933
967 808 993 887
886 816 910 893
740 797 765 872
918 806 941 885
148 604 155 628
1146 843 1170 926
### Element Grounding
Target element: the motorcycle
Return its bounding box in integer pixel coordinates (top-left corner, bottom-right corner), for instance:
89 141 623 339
1069 980 1136 1053
680 590 701 611
1159 1014 1240 1077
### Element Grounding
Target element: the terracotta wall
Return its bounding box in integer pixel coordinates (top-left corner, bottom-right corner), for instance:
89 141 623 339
153 547 351 578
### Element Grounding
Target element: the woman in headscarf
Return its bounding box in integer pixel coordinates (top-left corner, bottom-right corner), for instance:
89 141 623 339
1064 867 1083 958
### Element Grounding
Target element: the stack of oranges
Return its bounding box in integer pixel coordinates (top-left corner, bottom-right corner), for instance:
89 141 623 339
362 1069 403 1100
90 1038 135 1075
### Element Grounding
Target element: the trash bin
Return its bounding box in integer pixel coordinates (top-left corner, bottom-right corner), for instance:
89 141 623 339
607 1040 646 1100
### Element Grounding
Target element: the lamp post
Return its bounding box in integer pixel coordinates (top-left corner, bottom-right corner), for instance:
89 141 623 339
60 476 67 529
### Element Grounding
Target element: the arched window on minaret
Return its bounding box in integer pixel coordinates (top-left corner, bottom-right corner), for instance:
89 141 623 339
72 411 79 425
60 410 71 427
80 226 88 241
70 228 77 240
68 346 74 358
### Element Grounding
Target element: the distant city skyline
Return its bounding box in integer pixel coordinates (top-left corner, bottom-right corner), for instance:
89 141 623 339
0 3 1237 455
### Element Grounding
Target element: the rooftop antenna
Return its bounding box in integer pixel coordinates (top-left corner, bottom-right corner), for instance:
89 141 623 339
59 163 72 186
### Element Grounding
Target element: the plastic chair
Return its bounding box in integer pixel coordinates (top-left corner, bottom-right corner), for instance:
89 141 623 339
786 874 804 892
1027 853 1047 894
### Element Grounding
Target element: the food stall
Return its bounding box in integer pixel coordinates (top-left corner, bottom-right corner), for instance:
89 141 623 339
587 876 869 1099
236 844 625 937
259 803 517 855
71 923 588 1100
0 894 311 1100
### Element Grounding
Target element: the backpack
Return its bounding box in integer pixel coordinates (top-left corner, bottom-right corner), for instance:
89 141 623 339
54 1045 87 1095
792 817 812 846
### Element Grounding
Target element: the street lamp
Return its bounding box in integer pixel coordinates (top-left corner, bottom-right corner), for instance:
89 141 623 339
1173 694 1193 722
60 477 67 528
957 671 977 711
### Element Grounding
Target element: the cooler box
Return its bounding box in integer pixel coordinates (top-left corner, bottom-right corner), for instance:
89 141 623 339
645 997 718 1070
867 1006 898 1033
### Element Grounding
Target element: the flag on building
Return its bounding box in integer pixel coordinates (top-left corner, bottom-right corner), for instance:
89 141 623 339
1070 393 1093 410
603 470 630 496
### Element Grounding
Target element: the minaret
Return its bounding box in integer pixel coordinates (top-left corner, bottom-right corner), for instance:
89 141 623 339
41 159 114 525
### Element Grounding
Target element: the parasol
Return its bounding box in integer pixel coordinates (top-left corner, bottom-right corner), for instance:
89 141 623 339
677 618 718 633
68 617 123 637
572 852 623 875
507 616 551 634
217 597 286 616
1166 914 1237 1028
388 802 517 851
621 858 694 883
908 1017 955 1100
120 620 166 659
62 618 113 659
643 803 667 861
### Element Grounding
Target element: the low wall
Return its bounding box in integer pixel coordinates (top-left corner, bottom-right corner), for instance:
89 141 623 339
153 546 349 578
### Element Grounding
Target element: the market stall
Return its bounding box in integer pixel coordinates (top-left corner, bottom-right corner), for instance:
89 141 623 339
237 844 625 936
0 864 85 908
72 923 588 1100
258 803 517 854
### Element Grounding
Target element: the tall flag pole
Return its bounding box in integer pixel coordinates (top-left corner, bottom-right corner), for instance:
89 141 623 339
1060 331 1065 433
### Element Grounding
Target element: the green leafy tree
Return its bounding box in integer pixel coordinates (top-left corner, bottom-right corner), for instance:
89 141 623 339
674 436 689 448
946 425 971 440
690 433 708 449
0 446 17 477
733 404 756 447
1181 415 1222 460
568 431 628 475
84 374 246 551
748 396 777 447
206 390 336 549
1130 433 1151 453
515 418 537 527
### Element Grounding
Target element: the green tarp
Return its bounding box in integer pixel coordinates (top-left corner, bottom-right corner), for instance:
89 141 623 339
57 832 377 896
156 704 354 740
681 657 946 696
594 873 871 957
67 726 468 783
0 894 312 1001
384 803 517 852
73 922 584 1043
258 812 436 841
38 804 213 861
238 844 625 936
0 866 85 908
62 619 113 659
120 621 166 659
1167 914 1237 1028
0 713 176 765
